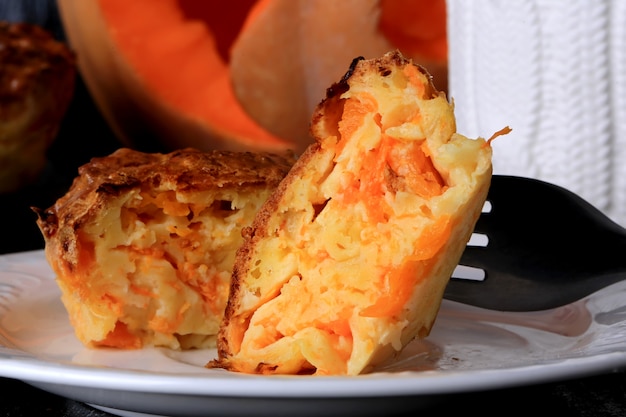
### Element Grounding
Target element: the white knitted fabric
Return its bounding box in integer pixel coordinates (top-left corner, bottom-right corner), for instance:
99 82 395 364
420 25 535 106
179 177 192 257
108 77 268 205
447 0 626 227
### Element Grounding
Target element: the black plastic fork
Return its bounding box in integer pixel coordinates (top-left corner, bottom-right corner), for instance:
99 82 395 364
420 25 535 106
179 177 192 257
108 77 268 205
444 175 626 311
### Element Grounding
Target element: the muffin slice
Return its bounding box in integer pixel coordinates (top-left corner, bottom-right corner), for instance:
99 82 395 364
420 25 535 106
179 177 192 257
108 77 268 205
210 51 495 375
35 147 294 349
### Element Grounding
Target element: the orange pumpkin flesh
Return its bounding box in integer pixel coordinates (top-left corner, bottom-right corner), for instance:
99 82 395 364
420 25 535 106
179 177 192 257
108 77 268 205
97 0 289 151
378 0 448 61
58 0 291 152
176 0 255 63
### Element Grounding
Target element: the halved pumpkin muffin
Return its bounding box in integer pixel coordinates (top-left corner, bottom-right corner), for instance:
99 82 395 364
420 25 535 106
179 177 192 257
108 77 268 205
209 51 495 375
35 148 294 350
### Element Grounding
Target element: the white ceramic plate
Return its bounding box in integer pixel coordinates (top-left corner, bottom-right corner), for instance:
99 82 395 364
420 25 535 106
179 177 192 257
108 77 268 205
1 250 626 417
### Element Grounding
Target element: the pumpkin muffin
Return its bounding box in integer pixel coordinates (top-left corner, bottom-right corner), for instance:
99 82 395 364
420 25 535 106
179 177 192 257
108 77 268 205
35 147 294 350
0 21 76 193
210 51 494 375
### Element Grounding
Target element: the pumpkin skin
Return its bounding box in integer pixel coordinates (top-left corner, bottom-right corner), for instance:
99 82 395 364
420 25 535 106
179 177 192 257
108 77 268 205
57 0 447 153
57 0 291 152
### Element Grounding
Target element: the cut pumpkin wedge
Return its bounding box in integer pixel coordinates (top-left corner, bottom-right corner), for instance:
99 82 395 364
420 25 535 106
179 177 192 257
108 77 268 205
57 0 291 152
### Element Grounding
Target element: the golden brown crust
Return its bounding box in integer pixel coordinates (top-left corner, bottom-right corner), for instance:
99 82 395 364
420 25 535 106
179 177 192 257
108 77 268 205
36 147 296 257
0 21 76 193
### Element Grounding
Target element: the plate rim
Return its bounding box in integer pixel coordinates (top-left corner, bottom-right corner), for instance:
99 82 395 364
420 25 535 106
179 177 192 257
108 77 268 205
2 350 625 398
1 250 626 401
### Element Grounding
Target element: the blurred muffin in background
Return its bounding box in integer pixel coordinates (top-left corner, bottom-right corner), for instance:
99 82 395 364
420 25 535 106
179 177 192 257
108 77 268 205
0 21 75 194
